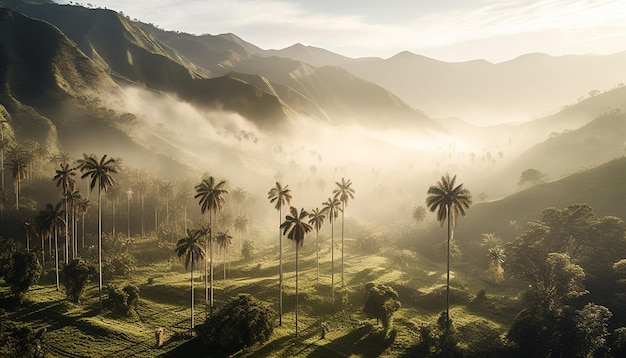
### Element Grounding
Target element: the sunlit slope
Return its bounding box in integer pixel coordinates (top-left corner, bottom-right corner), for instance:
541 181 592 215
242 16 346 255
460 156 626 243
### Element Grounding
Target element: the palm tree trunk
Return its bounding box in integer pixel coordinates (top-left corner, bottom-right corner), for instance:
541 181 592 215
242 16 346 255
190 253 194 336
98 187 103 311
331 218 335 304
278 207 283 326
316 229 319 288
296 243 299 338
81 213 85 249
65 199 69 264
55 229 59 291
210 223 214 316
341 203 345 287
446 206 451 332
141 194 144 237
41 234 45 269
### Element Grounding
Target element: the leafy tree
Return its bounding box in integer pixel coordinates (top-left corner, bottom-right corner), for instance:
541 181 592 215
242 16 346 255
322 196 341 303
487 247 506 283
363 282 401 331
196 294 275 353
78 154 118 311
4 250 41 302
575 303 612 357
333 177 355 287
63 258 96 304
107 284 140 315
241 239 254 261
0 310 47 358
426 174 472 330
518 168 547 187
175 228 205 335
281 207 312 337
195 176 227 315
267 181 291 325
308 207 326 288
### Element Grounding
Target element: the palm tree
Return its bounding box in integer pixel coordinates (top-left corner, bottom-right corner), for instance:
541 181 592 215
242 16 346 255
175 228 205 336
194 176 228 316
215 231 232 280
233 215 248 252
425 173 472 330
126 188 133 238
67 190 82 259
107 184 122 237
333 178 355 288
322 197 341 303
7 155 26 209
0 117 9 192
35 201 64 290
54 163 76 263
77 197 90 249
412 205 427 224
267 182 292 325
308 207 326 288
280 207 312 337
78 154 118 311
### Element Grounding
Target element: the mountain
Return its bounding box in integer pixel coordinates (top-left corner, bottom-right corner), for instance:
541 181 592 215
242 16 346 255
459 156 626 245
263 43 351 67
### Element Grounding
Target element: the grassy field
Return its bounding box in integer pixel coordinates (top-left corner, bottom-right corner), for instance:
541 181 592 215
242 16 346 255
1 235 523 357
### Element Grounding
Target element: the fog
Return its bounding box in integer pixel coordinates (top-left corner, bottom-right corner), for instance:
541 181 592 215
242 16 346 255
104 84 576 226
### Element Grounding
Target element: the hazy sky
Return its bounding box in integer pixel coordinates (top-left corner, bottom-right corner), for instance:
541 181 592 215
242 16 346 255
59 0 626 62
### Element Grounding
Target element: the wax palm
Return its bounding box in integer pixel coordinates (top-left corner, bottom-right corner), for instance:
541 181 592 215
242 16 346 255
281 207 312 337
322 197 342 303
412 205 427 224
35 201 64 290
267 181 292 325
54 163 76 263
333 177 354 287
308 207 326 288
67 190 82 259
175 228 205 336
194 176 228 315
7 155 26 209
216 230 232 280
77 197 90 249
425 173 472 329
78 154 118 311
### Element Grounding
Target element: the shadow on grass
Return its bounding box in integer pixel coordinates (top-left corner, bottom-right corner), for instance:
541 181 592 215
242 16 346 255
308 324 396 358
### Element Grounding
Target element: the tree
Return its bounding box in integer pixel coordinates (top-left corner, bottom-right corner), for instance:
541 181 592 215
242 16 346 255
78 154 118 311
7 155 26 209
241 239 254 261
196 294 275 353
175 228 205 336
308 207 326 288
322 197 341 303
215 231 232 280
412 205 426 224
333 177 354 287
53 163 76 264
267 181 291 325
425 173 472 330
363 282 401 331
518 168 547 187
281 207 312 337
35 201 64 291
76 197 90 249
63 258 96 304
4 250 41 302
233 215 248 252
194 176 228 316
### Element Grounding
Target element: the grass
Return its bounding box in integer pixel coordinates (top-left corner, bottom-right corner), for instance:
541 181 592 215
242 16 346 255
1 236 523 357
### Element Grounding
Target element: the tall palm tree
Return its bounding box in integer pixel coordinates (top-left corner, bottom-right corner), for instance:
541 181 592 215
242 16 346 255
78 154 118 311
308 207 326 288
67 190 82 259
7 155 26 209
322 197 341 303
175 228 205 336
333 178 355 287
412 205 427 224
194 176 228 316
215 231 232 280
233 215 248 252
281 207 312 337
425 173 472 330
107 184 122 237
267 182 292 325
0 117 9 192
77 197 90 249
126 188 133 238
54 163 76 264
35 201 64 290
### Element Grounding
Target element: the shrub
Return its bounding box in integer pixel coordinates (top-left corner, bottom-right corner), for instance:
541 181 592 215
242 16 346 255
4 250 41 302
241 239 254 261
103 253 136 278
107 284 140 315
363 282 401 331
63 258 96 304
196 294 275 352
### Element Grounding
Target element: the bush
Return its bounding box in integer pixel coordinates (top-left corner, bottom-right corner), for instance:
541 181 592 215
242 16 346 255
63 258 96 304
107 284 140 315
0 309 47 357
364 283 401 331
196 294 275 352
241 239 254 261
103 253 136 278
4 250 41 302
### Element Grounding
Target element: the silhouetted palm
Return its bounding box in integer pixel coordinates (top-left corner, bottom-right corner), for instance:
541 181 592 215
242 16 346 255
308 207 326 288
267 181 292 325
54 163 76 264
322 197 342 303
35 201 64 290
76 197 90 249
281 207 312 337
79 154 118 311
194 176 228 315
426 173 472 329
7 155 26 209
175 228 205 336
333 177 354 287
216 230 232 280
67 190 82 259
412 205 427 224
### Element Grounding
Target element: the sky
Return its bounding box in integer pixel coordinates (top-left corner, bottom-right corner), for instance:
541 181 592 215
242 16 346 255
59 0 626 63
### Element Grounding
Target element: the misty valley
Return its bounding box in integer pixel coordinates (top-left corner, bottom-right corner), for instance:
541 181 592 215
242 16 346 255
1 1 626 357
